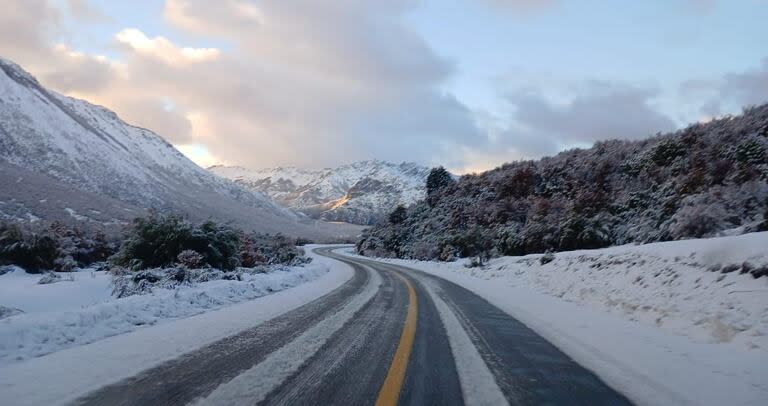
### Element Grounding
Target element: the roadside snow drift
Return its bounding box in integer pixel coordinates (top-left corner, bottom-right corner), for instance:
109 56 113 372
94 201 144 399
0 247 353 406
0 261 329 366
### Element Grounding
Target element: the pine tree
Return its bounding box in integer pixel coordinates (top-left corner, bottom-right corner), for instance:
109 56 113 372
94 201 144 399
426 167 454 195
426 166 454 206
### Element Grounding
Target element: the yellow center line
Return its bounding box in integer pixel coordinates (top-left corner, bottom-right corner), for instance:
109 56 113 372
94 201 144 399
375 272 418 406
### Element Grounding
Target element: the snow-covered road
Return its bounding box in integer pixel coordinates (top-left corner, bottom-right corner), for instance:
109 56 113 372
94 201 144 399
3 247 632 406
2 239 766 405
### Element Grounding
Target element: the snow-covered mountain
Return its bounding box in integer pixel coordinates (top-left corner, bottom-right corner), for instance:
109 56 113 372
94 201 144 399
0 57 358 239
210 160 431 224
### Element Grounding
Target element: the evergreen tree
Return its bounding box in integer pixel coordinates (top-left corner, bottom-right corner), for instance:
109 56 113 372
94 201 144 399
426 167 454 195
426 166 454 206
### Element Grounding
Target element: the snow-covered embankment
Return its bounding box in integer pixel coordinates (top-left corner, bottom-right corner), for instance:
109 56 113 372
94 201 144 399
0 247 347 366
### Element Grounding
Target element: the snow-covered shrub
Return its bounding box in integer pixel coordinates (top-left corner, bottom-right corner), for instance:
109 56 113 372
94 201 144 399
48 222 117 267
439 245 458 262
650 139 686 166
669 202 727 239
451 227 495 265
37 272 73 285
411 240 438 260
177 250 204 269
239 234 262 267
111 268 183 298
110 266 250 298
107 214 311 295
0 223 58 273
112 214 240 271
0 221 118 273
240 233 309 267
53 255 77 272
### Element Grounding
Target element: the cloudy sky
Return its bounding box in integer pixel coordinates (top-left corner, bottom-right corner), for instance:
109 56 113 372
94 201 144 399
1 0 767 173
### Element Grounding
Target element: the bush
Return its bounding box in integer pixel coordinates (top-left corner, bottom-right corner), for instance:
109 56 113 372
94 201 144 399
177 250 204 268
53 256 77 272
0 223 59 273
112 214 241 270
451 228 494 265
240 233 308 266
49 223 116 266
37 272 73 285
669 202 727 239
651 139 686 166
540 251 556 265
389 205 407 224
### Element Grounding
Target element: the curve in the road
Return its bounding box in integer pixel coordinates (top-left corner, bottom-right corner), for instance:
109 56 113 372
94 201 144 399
329 249 633 406
72 247 370 406
70 246 632 406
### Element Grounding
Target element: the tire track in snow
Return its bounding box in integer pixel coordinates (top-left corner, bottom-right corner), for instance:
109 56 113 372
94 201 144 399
195 264 382 405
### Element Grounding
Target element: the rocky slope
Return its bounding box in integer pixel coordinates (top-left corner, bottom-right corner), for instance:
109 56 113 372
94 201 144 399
0 57 359 239
210 160 431 225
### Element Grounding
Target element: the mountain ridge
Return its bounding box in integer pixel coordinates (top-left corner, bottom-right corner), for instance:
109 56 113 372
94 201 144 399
210 160 431 225
0 56 361 240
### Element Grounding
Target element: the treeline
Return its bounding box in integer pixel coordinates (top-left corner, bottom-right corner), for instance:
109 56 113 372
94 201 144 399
0 213 307 273
358 104 768 261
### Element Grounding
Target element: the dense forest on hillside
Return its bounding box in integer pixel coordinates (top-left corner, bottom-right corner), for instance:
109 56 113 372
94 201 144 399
358 104 768 261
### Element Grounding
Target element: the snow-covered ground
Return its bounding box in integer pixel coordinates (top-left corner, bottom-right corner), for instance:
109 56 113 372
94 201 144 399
0 254 331 366
0 248 354 406
343 232 768 406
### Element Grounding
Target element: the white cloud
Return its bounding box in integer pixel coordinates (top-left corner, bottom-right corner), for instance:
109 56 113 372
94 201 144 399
115 29 220 65
0 0 483 168
680 58 768 118
66 0 110 22
164 0 261 37
1 0 762 173
508 81 677 145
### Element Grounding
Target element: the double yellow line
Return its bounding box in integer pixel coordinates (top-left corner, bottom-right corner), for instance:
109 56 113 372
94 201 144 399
375 272 418 406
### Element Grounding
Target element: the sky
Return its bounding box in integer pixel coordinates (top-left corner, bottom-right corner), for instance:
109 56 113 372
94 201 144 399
1 0 767 173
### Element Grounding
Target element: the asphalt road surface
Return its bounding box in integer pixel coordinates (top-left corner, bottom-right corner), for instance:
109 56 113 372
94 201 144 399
73 247 632 406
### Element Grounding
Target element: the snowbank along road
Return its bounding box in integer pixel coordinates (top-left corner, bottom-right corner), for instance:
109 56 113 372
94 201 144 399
70 246 631 405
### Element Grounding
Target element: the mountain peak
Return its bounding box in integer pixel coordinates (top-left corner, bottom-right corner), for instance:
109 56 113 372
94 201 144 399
210 160 432 225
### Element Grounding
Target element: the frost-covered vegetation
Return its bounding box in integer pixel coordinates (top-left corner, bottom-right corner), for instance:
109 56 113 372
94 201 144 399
358 104 768 260
0 213 323 364
1 213 309 277
0 221 117 273
0 253 329 365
